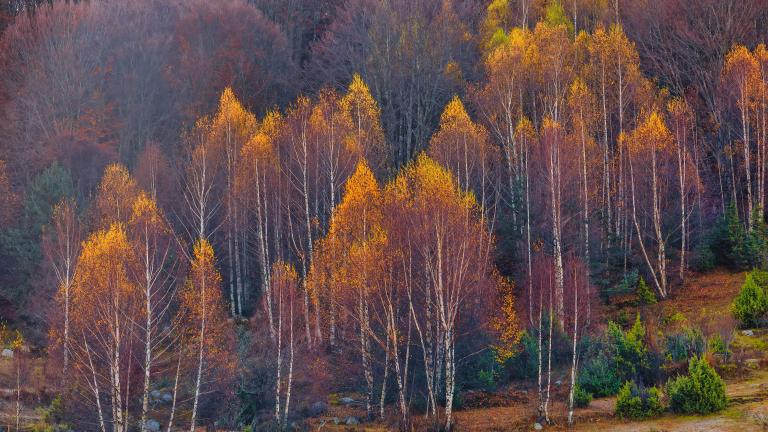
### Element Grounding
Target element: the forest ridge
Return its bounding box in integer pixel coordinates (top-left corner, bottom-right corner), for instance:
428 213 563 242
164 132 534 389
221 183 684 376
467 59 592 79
0 0 767 431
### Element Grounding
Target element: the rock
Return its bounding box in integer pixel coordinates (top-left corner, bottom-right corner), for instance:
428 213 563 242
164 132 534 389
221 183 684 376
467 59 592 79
150 390 161 399
332 417 340 425
746 358 760 369
161 392 173 403
742 329 755 337
555 380 562 386
533 423 543 430
345 416 360 425
340 396 355 405
146 419 160 432
1 348 13 359
307 401 327 416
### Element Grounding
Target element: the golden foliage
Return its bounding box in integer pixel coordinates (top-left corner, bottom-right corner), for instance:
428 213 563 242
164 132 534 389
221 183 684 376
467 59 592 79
95 163 139 226
627 111 673 156
492 275 521 363
340 74 387 173
72 223 137 328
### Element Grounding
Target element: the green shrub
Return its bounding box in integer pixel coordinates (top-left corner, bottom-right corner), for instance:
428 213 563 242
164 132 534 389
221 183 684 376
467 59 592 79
573 384 593 408
615 381 664 419
691 240 716 272
707 203 768 270
578 353 622 397
505 331 538 380
578 315 654 397
666 356 727 414
708 333 729 357
732 270 768 328
505 320 570 380
637 277 657 305
665 327 706 362
610 315 650 381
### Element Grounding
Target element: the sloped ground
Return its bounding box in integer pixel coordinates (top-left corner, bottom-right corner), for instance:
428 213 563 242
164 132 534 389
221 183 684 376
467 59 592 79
310 270 768 431
452 270 768 432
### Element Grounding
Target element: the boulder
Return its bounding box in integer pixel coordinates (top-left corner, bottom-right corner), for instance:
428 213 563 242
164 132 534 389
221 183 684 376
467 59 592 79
742 329 755 337
533 422 543 430
307 401 327 417
340 396 355 405
150 390 161 399
162 392 173 403
345 416 360 425
1 348 13 359
332 417 340 425
146 419 160 432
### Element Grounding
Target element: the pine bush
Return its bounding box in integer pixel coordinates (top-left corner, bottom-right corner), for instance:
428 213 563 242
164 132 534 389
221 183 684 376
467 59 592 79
666 356 726 414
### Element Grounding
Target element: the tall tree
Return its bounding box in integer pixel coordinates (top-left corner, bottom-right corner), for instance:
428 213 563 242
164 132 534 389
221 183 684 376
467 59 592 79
43 198 81 382
128 192 179 432
180 239 233 432
70 224 138 432
628 111 675 299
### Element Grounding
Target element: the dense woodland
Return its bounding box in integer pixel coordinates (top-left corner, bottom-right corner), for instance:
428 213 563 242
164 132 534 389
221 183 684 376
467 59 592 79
1 0 768 431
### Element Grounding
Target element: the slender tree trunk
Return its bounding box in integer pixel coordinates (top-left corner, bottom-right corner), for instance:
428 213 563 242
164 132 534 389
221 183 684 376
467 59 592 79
360 296 374 419
741 90 753 229
568 268 580 426
444 329 455 431
275 284 283 423
580 113 591 266
629 157 667 299
166 357 181 432
536 278 544 419
652 149 667 296
380 334 390 420
283 295 295 426
190 275 207 432
85 338 107 432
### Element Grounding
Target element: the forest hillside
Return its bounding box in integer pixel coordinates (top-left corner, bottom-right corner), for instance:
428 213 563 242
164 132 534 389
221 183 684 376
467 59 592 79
0 0 768 431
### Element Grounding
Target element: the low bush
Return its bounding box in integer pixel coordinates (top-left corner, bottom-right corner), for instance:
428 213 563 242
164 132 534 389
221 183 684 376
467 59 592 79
664 327 706 362
573 384 592 408
732 269 768 328
706 203 768 270
666 356 727 414
577 315 656 397
636 277 657 305
708 333 730 358
615 380 663 420
578 353 621 397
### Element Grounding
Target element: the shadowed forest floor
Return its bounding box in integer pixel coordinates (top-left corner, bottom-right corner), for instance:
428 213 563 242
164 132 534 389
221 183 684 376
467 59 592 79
308 270 768 431
2 270 767 430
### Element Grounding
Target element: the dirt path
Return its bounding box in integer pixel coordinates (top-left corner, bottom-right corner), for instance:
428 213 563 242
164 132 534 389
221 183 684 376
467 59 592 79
450 370 768 432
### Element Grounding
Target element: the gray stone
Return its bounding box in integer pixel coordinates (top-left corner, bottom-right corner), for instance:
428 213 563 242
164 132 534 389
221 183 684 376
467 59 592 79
533 422 543 430
1 348 13 359
150 390 161 399
332 417 340 425
742 329 755 337
340 396 355 405
146 419 160 432
345 416 360 425
308 401 327 416
161 392 173 403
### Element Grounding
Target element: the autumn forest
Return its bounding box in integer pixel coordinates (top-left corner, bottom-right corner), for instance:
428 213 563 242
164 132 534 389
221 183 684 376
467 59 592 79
1 0 768 431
